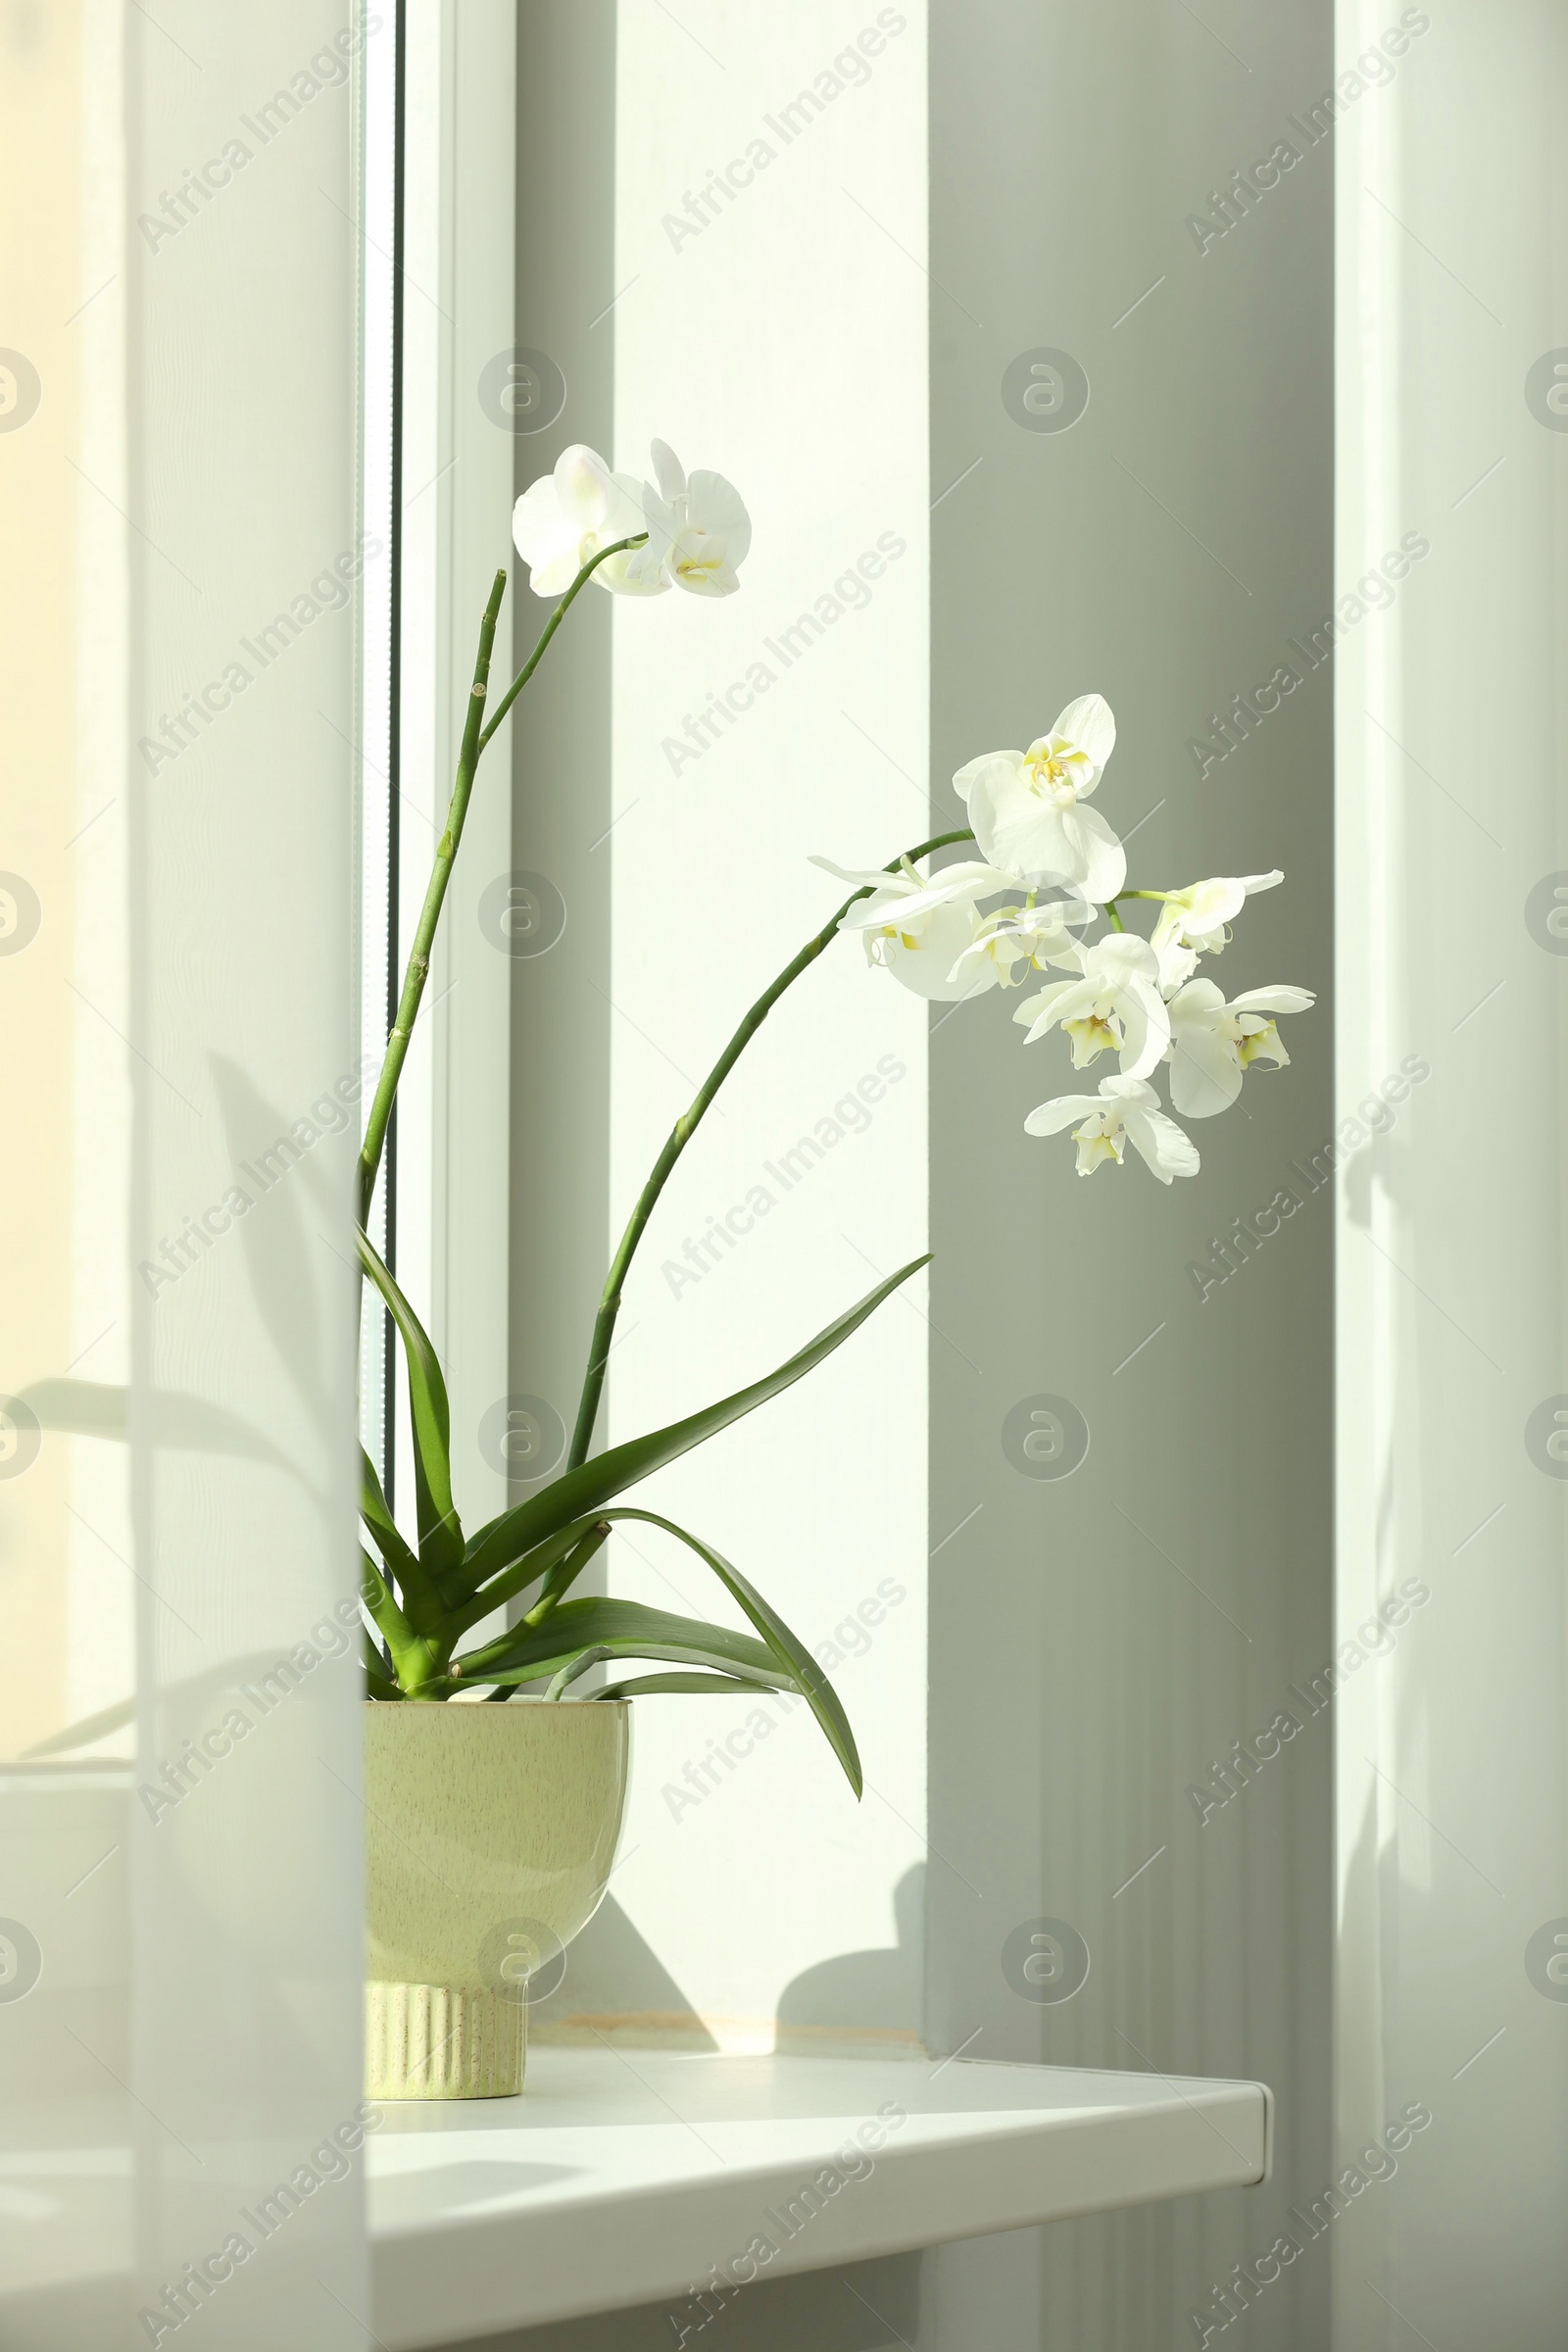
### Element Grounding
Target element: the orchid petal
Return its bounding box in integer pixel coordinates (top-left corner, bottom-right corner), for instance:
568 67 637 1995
1121 1101 1201 1182
1167 1024 1244 1118
1116 978 1171 1082
843 861 1011 930
952 750 1024 806
555 444 614 531
809 856 908 892
1228 984 1315 1015
964 774 1084 890
1023 1093 1106 1137
1021 980 1098 1043
1051 692 1116 778
650 438 687 505
686 469 752 564
1058 803 1127 902
881 900 993 1001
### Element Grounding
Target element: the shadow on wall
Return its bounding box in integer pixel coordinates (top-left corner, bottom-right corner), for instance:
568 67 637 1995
528 1893 718 2047
206 1055 350 1433
776 1865 925 2052
460 2251 922 2352
530 1868 926 2054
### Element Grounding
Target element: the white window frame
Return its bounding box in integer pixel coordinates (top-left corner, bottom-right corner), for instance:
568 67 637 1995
361 0 517 1533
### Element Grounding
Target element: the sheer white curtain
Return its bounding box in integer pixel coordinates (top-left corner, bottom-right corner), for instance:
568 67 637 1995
1 6 367 2344
1336 2 1568 2342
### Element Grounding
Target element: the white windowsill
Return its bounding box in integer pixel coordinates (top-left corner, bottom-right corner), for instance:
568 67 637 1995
368 2047 1272 2347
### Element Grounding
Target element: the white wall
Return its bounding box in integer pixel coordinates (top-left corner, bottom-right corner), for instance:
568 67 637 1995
925 0 1335 2343
504 2 619 1549
597 0 931 2050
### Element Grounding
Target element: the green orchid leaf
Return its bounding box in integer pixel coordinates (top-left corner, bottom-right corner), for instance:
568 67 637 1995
462 1254 929 1598
356 1225 464 1582
458 1530 859 1796
451 1594 787 1687
465 1642 793 1695
446 1517 606 1645
516 1516 612 1622
360 1446 428 1597
592 1671 774 1701
603 1508 860 1797
360 1544 420 1674
363 1640 400 1701
542 1641 797 1700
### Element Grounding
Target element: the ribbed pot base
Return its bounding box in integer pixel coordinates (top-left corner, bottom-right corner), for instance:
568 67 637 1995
367 1981 525 2099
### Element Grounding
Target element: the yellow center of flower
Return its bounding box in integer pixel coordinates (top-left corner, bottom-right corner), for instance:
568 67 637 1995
1070 1118 1125 1175
1236 1021 1282 1068
1025 740 1086 805
1064 1012 1117 1065
674 530 723 582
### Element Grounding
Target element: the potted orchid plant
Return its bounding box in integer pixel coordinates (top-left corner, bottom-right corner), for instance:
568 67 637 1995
356 438 1314 2096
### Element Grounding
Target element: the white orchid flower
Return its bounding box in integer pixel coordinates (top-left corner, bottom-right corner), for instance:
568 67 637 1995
1151 870 1283 992
811 856 1010 1002
1024 1074 1200 1183
822 858 1089 999
953 695 1127 903
512 444 662 598
1011 933 1171 1081
639 439 751 596
946 893 1094 993
1165 979 1316 1117
880 900 1002 1000
823 856 1012 935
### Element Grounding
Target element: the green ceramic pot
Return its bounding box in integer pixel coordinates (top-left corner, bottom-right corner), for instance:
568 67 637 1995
364 1698 629 2099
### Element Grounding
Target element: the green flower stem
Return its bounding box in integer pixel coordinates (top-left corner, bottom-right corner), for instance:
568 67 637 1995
476 534 646 756
564 825 978 1472
357 566 506 1228
356 532 650 1229
1104 888 1172 934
